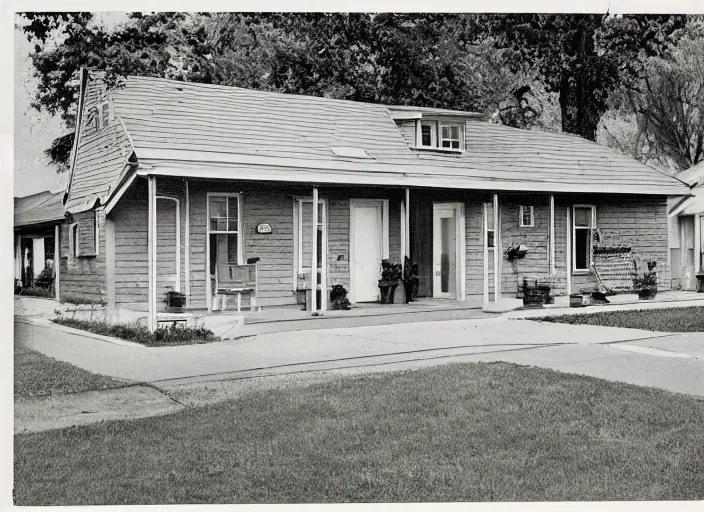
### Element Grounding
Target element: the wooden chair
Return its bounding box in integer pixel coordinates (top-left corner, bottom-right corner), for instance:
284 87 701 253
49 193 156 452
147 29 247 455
215 258 260 312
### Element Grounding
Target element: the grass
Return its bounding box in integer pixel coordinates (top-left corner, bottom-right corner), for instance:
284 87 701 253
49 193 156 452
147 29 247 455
52 317 218 346
14 336 125 398
536 306 704 332
14 362 704 504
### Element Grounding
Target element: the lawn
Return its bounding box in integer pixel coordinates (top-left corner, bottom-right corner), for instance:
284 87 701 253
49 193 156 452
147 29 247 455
14 362 704 504
14 336 125 398
536 306 704 332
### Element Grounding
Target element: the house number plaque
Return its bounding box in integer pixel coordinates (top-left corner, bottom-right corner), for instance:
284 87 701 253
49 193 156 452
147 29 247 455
256 223 273 234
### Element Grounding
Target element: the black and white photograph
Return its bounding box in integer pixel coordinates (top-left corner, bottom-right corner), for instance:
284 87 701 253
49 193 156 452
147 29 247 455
6 2 704 507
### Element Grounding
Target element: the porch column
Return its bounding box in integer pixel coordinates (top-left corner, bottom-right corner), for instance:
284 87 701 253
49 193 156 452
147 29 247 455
311 186 319 313
482 202 489 304
184 180 190 304
54 224 60 300
148 175 157 332
549 195 556 277
566 206 572 295
405 187 410 261
400 200 406 272
696 214 702 273
493 193 501 302
15 234 21 284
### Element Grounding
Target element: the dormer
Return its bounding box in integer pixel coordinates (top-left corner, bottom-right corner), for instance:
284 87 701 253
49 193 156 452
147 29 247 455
386 105 486 154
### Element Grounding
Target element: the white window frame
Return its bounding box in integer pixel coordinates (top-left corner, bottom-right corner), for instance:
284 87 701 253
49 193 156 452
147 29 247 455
439 122 465 150
292 197 328 290
572 205 596 274
206 192 244 309
519 205 535 228
418 121 438 148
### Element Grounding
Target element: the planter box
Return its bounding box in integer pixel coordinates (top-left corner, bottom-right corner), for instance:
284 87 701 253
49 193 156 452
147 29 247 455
378 280 402 304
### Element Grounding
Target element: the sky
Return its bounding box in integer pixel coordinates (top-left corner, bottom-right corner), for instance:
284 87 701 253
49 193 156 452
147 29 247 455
13 13 128 198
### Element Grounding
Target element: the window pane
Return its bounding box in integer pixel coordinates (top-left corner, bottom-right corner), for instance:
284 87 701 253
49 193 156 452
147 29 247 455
451 126 459 139
487 230 495 248
441 140 451 148
209 198 226 219
227 234 238 264
227 219 238 232
485 203 494 229
227 197 238 224
421 125 432 146
442 126 450 139
522 207 532 226
451 140 459 149
575 229 590 270
574 208 591 227
217 219 227 231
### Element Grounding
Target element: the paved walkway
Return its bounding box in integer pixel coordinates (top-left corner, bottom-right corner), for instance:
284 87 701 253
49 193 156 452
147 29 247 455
14 296 704 432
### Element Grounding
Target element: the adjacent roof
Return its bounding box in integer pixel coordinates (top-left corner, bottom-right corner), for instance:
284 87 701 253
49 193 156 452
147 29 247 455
14 191 65 228
69 73 691 208
669 162 704 216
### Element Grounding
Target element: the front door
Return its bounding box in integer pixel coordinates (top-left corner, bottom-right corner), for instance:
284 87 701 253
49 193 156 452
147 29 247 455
432 203 464 299
351 200 387 302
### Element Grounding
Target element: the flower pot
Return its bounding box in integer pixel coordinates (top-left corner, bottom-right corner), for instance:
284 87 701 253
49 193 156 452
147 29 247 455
378 280 401 304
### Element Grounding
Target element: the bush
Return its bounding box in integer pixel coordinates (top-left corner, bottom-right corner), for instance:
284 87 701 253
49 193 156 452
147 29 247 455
18 287 54 298
329 284 351 310
52 317 218 346
380 259 402 282
633 271 658 290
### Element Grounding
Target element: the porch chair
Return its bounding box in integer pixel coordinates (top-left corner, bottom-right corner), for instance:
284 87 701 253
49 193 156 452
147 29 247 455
215 257 260 313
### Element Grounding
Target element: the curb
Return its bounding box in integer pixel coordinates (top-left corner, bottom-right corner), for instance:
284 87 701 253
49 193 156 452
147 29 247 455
16 317 147 348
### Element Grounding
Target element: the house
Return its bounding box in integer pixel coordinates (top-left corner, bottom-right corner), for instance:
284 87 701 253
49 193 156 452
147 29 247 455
14 190 65 298
668 161 704 290
59 69 689 330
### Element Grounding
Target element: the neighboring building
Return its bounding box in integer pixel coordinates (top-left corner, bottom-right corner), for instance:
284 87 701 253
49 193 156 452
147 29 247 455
61 69 689 330
14 190 65 298
669 161 704 290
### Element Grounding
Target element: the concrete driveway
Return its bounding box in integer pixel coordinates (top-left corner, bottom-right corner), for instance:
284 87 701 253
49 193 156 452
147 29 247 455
15 314 704 397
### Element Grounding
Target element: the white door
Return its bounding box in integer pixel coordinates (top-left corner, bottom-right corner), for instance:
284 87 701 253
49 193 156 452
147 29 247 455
432 203 464 299
351 203 384 302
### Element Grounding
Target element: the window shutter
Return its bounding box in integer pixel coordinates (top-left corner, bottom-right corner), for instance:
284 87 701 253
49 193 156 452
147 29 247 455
60 224 70 258
76 211 98 257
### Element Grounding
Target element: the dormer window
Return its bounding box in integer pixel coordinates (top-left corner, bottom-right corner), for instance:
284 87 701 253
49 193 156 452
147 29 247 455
420 121 437 148
440 124 463 149
415 120 464 151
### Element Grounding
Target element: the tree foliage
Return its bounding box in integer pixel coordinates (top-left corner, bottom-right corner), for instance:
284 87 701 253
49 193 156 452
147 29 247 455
486 14 686 141
600 19 704 172
19 12 690 172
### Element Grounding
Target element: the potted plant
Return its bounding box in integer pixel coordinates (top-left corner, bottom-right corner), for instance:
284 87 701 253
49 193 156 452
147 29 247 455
633 271 658 300
378 259 403 304
402 256 420 303
329 284 352 310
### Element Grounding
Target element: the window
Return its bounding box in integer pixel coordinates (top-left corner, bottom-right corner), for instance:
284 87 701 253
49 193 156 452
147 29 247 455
519 206 534 227
100 102 110 129
420 121 437 148
208 194 242 281
573 205 596 272
485 202 495 248
85 107 100 134
440 123 464 150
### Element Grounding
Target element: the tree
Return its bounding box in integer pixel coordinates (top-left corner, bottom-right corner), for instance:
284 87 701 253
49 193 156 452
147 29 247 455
600 19 704 172
19 12 216 170
486 14 686 141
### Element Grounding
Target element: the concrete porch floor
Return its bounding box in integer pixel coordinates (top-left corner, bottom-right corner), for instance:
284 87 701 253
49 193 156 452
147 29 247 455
199 291 704 340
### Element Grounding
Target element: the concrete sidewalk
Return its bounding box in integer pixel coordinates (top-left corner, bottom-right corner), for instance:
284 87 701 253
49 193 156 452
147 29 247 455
17 315 701 391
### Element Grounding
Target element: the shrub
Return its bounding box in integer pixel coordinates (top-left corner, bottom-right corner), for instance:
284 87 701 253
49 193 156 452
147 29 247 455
52 317 218 346
380 259 402 282
18 287 54 298
633 271 658 290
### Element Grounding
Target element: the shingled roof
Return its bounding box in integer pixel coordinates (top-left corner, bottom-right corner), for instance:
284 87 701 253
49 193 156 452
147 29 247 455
66 72 690 210
14 190 65 227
